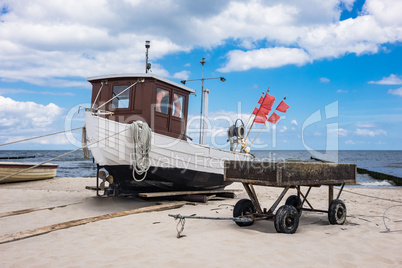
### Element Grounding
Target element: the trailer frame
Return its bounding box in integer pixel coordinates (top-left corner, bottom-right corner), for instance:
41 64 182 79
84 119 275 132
224 160 356 233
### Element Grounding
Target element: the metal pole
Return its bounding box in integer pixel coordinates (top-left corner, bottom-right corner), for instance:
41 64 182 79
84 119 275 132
202 88 209 145
199 58 205 144
145 40 150 73
145 48 149 73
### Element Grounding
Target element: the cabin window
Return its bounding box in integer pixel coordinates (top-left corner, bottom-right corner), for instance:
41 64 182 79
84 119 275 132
172 93 185 118
156 88 170 114
111 85 130 109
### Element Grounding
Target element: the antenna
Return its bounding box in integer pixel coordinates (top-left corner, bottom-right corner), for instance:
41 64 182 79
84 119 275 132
145 41 151 73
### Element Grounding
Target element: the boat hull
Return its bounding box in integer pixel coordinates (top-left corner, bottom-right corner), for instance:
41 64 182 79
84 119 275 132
0 162 58 183
85 112 250 191
101 165 231 192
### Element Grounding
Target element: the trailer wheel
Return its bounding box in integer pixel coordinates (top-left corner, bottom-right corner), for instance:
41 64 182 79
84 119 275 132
233 199 255 227
328 199 347 225
285 195 302 216
274 206 285 233
274 205 299 234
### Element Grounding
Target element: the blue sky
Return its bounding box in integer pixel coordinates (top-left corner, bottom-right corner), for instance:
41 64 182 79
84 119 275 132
0 0 401 151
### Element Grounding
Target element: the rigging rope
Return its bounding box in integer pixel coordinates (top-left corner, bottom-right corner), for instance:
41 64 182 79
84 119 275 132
130 121 152 182
97 81 140 110
0 128 126 183
92 82 105 109
0 127 83 147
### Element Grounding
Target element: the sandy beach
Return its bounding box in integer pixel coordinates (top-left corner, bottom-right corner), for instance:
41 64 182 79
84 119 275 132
0 177 401 267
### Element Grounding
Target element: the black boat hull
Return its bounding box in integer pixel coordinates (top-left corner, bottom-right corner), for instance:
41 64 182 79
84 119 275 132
101 165 231 194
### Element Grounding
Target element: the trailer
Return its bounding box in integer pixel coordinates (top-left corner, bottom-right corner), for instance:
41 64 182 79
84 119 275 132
224 160 356 234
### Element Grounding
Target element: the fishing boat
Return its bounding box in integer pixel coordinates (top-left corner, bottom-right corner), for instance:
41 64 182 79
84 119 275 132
85 73 250 195
0 162 58 183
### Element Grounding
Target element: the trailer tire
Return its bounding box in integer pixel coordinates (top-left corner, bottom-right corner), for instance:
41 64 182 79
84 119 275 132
233 199 255 227
274 206 285 233
285 195 302 217
328 199 347 225
274 205 299 234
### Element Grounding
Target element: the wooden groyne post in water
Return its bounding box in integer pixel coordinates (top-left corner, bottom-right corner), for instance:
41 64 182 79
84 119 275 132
310 156 402 186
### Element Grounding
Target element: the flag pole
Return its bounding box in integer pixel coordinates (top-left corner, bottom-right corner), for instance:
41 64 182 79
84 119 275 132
234 90 266 152
244 91 265 129
244 87 270 142
249 122 266 147
249 95 287 149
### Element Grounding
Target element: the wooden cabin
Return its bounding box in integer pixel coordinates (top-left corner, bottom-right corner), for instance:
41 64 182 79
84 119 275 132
88 74 195 140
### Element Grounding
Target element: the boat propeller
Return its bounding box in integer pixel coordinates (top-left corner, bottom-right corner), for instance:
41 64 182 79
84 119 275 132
98 170 114 190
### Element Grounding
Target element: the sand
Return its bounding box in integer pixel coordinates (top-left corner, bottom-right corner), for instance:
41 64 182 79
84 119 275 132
0 177 401 267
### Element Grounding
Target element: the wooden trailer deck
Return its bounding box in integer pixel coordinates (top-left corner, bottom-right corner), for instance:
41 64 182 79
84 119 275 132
223 160 357 233
224 161 356 186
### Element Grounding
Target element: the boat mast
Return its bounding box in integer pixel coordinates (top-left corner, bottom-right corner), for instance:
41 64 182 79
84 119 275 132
200 58 205 144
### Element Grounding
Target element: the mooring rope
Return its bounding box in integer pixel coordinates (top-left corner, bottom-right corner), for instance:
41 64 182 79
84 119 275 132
0 127 83 147
382 205 402 233
334 186 402 232
130 121 152 182
0 128 126 183
337 187 402 204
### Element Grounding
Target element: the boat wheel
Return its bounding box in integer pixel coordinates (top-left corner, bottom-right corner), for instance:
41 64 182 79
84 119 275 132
274 205 299 234
233 199 256 227
285 195 302 216
328 199 347 225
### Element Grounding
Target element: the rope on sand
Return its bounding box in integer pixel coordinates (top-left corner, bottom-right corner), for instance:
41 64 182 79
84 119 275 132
382 205 402 233
336 187 402 204
0 202 187 245
334 187 402 232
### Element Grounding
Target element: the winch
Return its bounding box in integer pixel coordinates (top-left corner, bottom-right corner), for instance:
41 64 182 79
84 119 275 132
227 119 245 151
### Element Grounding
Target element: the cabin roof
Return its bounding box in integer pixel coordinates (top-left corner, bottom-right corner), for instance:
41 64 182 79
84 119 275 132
87 73 196 94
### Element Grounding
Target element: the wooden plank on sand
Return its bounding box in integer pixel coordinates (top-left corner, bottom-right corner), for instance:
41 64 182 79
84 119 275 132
0 202 82 218
0 201 186 245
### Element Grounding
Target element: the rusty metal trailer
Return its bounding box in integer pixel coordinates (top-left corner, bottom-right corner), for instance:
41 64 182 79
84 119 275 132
224 160 356 234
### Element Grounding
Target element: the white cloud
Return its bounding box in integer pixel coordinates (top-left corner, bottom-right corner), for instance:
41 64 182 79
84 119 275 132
320 77 330 83
337 89 349 93
217 47 311 72
345 140 355 144
387 87 402 96
369 74 402 85
0 96 63 129
328 128 348 136
279 126 288 133
356 122 375 128
0 0 401 82
362 0 402 26
172 70 190 80
291 120 298 126
0 88 75 96
338 128 348 136
355 128 387 136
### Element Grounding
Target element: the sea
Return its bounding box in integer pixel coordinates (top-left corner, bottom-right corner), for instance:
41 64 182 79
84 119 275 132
0 150 401 188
